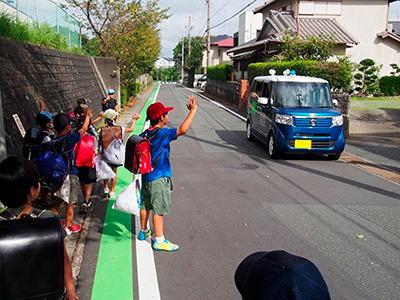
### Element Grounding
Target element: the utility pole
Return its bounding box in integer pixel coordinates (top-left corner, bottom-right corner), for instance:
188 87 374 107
206 0 211 74
185 16 194 62
181 37 184 79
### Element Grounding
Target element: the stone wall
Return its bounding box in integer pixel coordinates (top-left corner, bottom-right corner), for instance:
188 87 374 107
332 93 351 138
206 79 240 107
0 38 118 158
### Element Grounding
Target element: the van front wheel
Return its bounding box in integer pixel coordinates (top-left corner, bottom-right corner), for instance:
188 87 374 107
246 121 255 141
328 153 341 160
268 133 279 159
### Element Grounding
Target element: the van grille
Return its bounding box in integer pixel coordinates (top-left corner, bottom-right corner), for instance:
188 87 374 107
288 140 336 148
293 117 332 127
294 133 330 137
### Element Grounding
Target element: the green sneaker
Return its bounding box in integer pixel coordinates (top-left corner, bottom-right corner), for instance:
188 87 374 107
138 230 152 240
152 239 179 252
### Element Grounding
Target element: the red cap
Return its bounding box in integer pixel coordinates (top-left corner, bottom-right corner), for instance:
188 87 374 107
146 102 173 120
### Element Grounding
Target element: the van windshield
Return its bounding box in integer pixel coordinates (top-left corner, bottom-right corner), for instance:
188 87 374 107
275 82 332 108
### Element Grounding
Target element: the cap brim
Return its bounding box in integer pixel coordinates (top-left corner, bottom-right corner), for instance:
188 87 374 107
165 107 174 113
235 252 268 297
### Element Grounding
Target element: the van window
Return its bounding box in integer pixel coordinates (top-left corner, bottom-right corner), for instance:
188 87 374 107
275 82 332 108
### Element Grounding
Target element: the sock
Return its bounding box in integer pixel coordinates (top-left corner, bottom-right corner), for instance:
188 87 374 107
156 236 165 244
142 229 149 233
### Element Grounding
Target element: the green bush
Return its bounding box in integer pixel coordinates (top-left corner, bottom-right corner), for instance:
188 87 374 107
248 61 352 92
135 82 141 96
207 63 233 81
379 76 400 96
120 86 128 107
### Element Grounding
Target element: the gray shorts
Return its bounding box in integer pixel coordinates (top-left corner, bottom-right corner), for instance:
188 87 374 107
141 177 172 215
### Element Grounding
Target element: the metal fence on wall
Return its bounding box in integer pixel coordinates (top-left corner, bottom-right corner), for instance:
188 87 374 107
0 0 81 49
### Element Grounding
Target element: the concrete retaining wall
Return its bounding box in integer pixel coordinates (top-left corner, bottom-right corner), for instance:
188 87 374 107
206 79 240 107
0 38 118 158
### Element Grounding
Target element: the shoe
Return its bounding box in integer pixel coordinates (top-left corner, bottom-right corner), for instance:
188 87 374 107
109 191 115 198
64 223 81 235
152 239 179 252
103 187 110 197
61 221 66 227
79 202 88 213
138 230 152 240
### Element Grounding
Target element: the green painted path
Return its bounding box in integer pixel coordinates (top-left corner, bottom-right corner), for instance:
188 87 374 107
91 84 159 299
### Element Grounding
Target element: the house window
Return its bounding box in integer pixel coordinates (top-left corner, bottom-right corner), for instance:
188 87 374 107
299 1 341 15
218 49 221 56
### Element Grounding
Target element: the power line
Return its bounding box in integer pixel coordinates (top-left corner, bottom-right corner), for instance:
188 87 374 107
207 0 257 32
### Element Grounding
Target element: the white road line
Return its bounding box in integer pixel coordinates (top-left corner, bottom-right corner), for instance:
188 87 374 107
189 88 247 122
136 84 161 300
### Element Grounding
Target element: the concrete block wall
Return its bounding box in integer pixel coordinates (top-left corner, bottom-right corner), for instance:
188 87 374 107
0 38 118 158
206 79 240 107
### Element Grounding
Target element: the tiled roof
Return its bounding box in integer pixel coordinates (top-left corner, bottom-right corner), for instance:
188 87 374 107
213 37 234 47
210 35 231 44
203 35 233 47
227 10 358 56
264 10 358 44
389 21 400 37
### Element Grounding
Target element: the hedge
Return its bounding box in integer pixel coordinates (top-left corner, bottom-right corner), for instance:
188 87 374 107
379 76 400 96
248 61 352 92
207 63 233 81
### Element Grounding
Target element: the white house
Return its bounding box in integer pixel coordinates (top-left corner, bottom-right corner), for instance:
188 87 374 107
228 0 400 78
201 35 234 73
238 11 263 45
155 57 175 69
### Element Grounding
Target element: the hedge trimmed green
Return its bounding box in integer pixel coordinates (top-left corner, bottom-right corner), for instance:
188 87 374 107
248 61 352 91
207 63 233 81
379 76 400 96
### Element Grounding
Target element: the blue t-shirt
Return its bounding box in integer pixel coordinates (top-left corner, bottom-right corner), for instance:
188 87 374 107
140 127 177 183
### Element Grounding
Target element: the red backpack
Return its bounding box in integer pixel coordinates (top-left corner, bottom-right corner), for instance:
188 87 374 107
74 133 95 167
125 128 161 174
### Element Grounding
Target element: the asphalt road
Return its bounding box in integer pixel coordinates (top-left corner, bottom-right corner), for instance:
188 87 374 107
76 83 400 300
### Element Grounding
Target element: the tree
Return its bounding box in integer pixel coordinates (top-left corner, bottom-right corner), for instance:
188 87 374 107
173 36 203 87
108 22 161 86
354 58 382 96
64 0 169 57
280 31 335 61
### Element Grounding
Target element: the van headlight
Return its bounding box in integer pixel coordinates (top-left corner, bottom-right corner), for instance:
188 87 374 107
275 114 293 125
332 115 343 126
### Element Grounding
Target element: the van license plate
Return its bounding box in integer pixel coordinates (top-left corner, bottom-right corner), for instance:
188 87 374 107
294 140 312 149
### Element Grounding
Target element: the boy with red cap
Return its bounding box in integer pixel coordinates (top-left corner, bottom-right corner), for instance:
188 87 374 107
138 95 198 251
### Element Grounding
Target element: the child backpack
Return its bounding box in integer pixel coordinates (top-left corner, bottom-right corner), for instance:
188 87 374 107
36 136 73 184
0 212 64 300
101 125 125 165
74 133 95 167
125 128 162 174
22 126 42 161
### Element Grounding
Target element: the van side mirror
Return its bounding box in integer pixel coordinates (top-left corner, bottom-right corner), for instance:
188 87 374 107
332 99 338 107
258 97 268 105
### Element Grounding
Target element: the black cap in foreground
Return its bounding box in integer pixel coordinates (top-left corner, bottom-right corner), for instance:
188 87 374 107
235 250 331 300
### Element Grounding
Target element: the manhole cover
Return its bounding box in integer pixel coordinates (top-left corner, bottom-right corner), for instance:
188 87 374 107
223 163 259 170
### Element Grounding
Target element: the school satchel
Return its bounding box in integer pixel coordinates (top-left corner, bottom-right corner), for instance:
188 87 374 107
74 133 95 167
102 125 125 165
0 214 64 300
125 128 162 174
100 126 123 150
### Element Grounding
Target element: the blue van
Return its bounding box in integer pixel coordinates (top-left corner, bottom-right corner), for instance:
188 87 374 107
246 71 345 159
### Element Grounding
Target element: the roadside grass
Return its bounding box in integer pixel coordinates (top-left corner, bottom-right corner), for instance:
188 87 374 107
0 12 68 50
350 97 400 111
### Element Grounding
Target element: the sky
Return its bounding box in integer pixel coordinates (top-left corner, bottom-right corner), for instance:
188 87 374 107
157 0 400 58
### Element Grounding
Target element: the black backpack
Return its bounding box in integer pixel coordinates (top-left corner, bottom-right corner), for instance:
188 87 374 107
22 126 53 161
0 211 64 300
